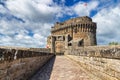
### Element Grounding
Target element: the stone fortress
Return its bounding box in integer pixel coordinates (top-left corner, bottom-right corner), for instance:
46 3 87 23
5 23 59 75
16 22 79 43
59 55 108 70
47 16 97 54
46 16 120 80
0 16 120 80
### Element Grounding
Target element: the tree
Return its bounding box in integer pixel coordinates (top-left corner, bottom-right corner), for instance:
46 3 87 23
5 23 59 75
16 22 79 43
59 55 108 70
109 42 119 45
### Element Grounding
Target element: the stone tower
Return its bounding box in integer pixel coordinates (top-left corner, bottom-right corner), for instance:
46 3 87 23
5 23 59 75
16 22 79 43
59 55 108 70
47 16 97 53
72 16 97 46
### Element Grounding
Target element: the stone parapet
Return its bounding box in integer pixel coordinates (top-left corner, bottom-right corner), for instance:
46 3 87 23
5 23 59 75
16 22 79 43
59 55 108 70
65 45 120 59
51 22 96 32
29 48 50 53
51 16 96 32
66 55 120 80
0 48 55 80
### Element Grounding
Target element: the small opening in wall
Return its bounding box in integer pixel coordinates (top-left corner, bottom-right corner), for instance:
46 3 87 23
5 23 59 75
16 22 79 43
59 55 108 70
68 43 72 46
78 39 84 47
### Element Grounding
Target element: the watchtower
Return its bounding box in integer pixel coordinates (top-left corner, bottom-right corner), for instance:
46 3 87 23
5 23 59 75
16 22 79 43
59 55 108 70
72 16 97 46
47 16 97 53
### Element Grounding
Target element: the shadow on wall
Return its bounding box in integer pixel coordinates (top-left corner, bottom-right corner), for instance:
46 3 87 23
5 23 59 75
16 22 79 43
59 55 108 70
30 56 56 80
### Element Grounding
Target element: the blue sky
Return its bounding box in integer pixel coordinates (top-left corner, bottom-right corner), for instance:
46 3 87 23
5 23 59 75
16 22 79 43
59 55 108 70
0 0 120 48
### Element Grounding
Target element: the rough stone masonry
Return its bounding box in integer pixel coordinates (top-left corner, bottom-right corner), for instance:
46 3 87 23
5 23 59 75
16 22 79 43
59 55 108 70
47 16 97 54
0 47 54 80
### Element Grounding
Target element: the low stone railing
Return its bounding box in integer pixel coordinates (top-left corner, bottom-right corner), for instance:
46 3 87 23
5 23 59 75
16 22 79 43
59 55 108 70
0 48 55 80
65 45 120 80
65 45 120 59
29 48 50 53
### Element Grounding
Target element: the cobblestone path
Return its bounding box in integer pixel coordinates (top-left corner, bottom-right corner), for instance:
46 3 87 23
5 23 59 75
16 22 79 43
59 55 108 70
31 56 90 80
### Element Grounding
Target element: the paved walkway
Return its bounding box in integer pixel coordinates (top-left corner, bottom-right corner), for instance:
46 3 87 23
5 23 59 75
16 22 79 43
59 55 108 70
31 56 90 80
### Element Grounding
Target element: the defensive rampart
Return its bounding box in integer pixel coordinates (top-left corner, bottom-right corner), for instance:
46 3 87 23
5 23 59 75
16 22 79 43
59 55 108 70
0 47 54 80
65 45 120 59
65 45 120 80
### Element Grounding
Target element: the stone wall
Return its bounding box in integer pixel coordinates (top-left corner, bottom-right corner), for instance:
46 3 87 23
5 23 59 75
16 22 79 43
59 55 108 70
65 45 120 59
0 48 54 80
55 41 65 53
29 48 50 53
65 45 120 80
0 46 51 53
48 16 97 53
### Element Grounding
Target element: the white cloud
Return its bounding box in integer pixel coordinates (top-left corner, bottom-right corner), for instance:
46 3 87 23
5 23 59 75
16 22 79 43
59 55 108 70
72 1 99 16
93 4 120 45
33 34 44 39
0 0 62 48
0 5 7 13
6 0 62 22
0 18 51 47
0 0 120 48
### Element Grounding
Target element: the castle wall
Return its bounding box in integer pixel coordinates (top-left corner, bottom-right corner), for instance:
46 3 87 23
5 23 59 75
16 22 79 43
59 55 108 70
73 23 96 46
55 41 65 53
65 45 120 80
51 36 55 53
29 48 50 53
65 45 120 60
67 55 120 80
48 16 97 53
0 48 54 80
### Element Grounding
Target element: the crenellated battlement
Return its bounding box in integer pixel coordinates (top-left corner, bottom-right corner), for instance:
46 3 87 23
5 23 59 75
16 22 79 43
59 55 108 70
51 17 96 32
51 22 96 32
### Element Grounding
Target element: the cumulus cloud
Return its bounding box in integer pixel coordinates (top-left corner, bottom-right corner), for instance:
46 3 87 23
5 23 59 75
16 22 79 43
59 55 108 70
72 1 99 16
0 0 120 48
93 4 120 45
6 0 62 22
0 0 63 48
